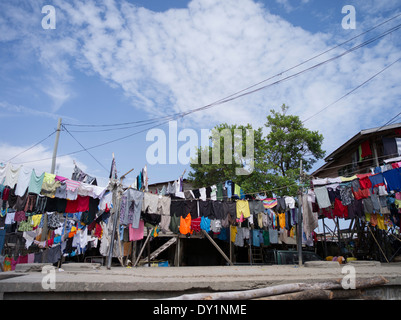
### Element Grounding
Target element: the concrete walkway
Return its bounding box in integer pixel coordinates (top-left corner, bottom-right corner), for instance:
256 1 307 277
1 261 401 299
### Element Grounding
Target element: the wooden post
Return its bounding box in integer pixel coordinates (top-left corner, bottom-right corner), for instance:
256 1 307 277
133 230 152 267
335 217 342 252
106 180 121 269
174 236 182 267
229 226 233 263
368 224 389 263
202 230 233 266
147 228 151 266
249 240 252 265
131 241 136 266
297 160 303 266
107 166 134 269
176 236 181 267
372 140 380 168
322 216 328 258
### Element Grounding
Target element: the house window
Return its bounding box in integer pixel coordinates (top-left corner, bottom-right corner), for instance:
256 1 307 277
338 164 353 177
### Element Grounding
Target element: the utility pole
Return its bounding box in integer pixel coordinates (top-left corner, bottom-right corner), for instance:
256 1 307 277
51 118 62 174
297 159 303 267
107 166 134 270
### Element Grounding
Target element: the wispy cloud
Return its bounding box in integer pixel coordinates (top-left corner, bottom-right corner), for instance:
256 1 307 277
1 0 401 161
0 143 83 178
0 101 76 122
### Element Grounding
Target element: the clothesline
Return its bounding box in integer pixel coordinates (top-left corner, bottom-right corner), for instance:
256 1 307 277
311 152 401 181
311 159 401 189
308 158 401 230
0 162 108 200
165 183 301 202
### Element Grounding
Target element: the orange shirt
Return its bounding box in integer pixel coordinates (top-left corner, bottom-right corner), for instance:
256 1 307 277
179 213 193 235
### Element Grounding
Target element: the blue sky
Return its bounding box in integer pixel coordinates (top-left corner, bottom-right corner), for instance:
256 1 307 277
1 0 401 189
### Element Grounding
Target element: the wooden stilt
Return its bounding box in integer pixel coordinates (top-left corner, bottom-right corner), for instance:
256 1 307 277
202 230 233 266
133 230 152 267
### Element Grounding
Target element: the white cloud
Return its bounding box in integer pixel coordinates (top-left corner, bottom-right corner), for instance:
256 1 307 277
0 101 76 122
275 0 295 13
0 143 112 187
55 0 332 124
1 0 401 169
0 143 82 178
0 1 77 112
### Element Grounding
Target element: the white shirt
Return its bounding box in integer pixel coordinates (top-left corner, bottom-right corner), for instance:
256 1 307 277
15 167 32 197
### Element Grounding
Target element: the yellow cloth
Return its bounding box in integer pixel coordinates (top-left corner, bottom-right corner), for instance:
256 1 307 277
370 214 378 227
236 200 250 219
234 184 241 197
340 175 358 182
43 172 56 184
278 213 286 229
377 214 386 230
152 227 160 237
257 213 264 229
68 226 77 238
230 226 237 243
41 172 60 195
290 226 295 238
32 214 42 228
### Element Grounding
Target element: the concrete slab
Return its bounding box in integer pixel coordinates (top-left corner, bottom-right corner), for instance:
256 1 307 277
1 263 401 300
59 263 102 272
15 263 52 273
304 261 341 268
348 260 381 267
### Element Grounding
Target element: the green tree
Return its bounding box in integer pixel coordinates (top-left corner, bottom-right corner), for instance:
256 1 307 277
188 104 325 197
261 104 325 196
187 123 265 192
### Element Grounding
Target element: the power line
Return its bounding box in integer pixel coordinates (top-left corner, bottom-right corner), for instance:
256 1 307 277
301 57 401 123
62 125 110 173
4 130 57 163
63 13 401 130
193 13 401 116
210 22 401 109
374 110 401 133
65 117 178 133
12 19 401 165
11 117 173 165
126 21 401 126
63 112 182 128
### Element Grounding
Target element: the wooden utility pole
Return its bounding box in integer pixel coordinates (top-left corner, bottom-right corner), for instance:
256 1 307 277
106 178 121 269
106 162 134 269
297 160 303 267
50 118 62 174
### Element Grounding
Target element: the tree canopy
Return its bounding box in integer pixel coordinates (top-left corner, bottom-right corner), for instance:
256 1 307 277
187 104 325 197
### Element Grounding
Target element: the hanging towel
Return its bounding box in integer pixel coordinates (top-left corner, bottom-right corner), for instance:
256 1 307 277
361 140 372 158
314 187 331 209
383 137 397 156
15 167 32 197
4 163 21 188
